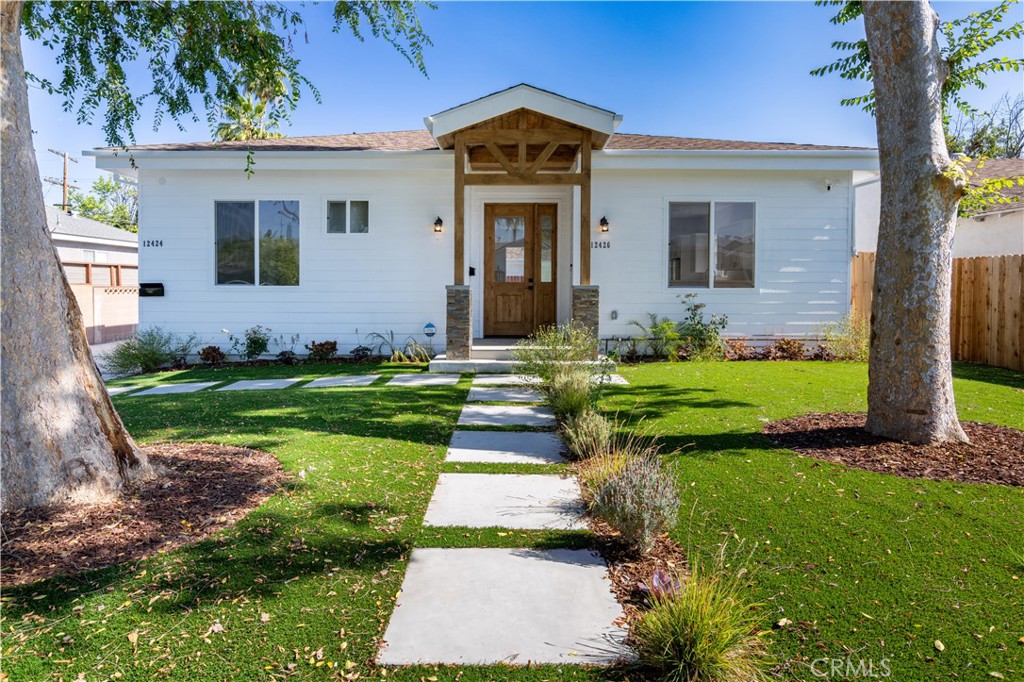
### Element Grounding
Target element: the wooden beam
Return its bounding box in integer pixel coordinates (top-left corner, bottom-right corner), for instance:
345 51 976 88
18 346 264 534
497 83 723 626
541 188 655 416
580 130 592 286
464 172 583 186
454 134 466 285
528 141 561 175
460 129 585 145
483 142 519 176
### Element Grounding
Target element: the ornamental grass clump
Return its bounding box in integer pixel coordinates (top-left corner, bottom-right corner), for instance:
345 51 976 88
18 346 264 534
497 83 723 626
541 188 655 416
562 409 612 460
631 558 770 682
820 313 870 361
512 321 598 384
544 365 595 423
591 455 680 553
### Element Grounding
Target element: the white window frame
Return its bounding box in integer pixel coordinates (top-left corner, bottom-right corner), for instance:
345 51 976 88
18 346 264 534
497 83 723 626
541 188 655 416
664 198 758 290
213 198 301 287
323 197 371 235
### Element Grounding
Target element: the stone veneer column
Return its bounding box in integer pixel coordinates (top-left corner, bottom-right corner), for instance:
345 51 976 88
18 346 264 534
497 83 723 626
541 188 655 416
445 285 472 361
571 285 600 345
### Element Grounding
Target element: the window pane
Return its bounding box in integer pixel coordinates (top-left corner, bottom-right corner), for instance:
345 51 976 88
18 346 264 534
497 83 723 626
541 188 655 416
259 200 300 286
539 215 553 283
327 201 347 233
493 216 525 283
350 201 369 233
714 202 755 288
668 202 710 287
216 201 255 285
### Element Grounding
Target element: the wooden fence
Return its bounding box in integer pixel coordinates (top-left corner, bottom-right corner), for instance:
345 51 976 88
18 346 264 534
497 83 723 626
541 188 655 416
851 252 1023 371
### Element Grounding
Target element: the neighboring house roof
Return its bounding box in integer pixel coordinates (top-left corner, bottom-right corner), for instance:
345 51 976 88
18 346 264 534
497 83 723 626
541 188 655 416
965 158 1024 216
46 206 137 246
100 129 873 154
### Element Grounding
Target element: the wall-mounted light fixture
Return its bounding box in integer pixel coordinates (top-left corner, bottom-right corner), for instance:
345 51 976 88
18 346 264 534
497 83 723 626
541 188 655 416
433 216 444 233
423 322 437 338
823 179 834 192
599 216 610 233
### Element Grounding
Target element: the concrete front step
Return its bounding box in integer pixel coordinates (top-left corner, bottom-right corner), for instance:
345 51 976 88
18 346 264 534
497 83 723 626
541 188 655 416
429 355 616 374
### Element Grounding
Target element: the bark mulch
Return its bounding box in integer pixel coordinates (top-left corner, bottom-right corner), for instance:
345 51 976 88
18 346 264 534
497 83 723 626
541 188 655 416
0 443 284 587
763 412 1024 487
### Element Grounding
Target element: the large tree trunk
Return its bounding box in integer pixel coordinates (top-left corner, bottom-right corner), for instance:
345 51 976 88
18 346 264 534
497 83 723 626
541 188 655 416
1 2 153 511
862 0 968 445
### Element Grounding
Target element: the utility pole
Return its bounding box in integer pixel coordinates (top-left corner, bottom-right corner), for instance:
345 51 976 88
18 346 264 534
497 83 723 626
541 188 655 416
44 148 79 211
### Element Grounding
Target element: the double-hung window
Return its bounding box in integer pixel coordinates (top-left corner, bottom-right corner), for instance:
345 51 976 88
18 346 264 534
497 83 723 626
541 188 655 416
668 201 755 288
216 200 300 286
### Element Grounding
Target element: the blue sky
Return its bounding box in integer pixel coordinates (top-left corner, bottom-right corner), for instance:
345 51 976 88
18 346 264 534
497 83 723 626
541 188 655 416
24 1 1023 205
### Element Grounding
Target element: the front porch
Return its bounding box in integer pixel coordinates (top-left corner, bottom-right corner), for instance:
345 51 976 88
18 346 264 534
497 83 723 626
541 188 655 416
425 85 620 361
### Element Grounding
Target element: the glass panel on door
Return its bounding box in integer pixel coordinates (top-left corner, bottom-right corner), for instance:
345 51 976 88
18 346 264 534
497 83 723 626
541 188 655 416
494 216 526 283
539 215 553 283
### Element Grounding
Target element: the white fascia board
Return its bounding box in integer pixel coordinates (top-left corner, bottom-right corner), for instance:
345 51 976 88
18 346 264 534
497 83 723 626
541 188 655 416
425 85 621 143
51 233 138 249
86 149 453 173
593 149 880 172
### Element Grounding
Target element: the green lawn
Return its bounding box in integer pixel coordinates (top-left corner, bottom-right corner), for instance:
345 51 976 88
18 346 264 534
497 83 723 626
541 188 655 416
2 361 1020 681
604 361 1024 681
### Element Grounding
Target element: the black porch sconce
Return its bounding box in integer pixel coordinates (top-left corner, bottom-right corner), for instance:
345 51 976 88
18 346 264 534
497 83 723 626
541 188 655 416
433 216 444 233
599 216 610 233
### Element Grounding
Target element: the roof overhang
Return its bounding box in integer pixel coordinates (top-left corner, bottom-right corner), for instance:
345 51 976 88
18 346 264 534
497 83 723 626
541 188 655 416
424 84 622 150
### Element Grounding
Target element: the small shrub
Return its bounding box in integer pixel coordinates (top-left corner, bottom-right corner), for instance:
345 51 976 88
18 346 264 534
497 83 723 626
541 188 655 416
809 344 835 361
820 314 870 361
562 410 612 460
631 559 770 682
591 455 680 553
305 340 338 363
677 294 727 361
512 321 598 383
544 365 595 423
577 450 632 499
402 339 432 363
761 337 805 361
276 350 298 365
722 339 754 361
630 314 680 360
349 345 373 361
228 325 272 361
199 345 225 364
103 327 198 375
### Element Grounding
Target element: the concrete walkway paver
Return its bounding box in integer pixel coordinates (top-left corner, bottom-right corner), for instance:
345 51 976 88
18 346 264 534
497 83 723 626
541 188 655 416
106 386 140 396
379 548 628 665
471 374 542 386
217 378 303 391
132 382 220 396
423 473 584 530
387 374 461 387
466 386 543 403
457 404 556 427
302 375 380 388
446 431 565 465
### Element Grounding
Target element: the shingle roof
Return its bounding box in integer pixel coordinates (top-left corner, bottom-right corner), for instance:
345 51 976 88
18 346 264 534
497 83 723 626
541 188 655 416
104 130 874 153
966 158 1024 215
46 206 138 244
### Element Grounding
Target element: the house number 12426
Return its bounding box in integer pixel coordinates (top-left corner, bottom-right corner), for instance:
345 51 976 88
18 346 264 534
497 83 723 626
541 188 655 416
142 239 163 247
591 241 611 249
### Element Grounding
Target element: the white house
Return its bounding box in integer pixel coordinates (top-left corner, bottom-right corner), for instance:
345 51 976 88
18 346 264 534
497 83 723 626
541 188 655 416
855 157 1024 258
87 84 879 363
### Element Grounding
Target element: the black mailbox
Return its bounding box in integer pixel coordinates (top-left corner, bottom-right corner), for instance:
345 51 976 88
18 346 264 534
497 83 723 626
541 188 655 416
139 283 165 297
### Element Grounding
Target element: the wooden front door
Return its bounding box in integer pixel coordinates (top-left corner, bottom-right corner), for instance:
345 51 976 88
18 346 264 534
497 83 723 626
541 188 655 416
484 203 557 337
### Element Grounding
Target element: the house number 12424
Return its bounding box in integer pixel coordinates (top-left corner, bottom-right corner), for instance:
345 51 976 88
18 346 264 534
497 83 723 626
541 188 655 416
142 239 163 247
591 241 611 249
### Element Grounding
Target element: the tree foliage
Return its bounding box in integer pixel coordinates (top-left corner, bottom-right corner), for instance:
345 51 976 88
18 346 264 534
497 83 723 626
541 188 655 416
811 0 1024 117
22 1 434 148
68 174 138 232
215 73 289 142
947 93 1024 158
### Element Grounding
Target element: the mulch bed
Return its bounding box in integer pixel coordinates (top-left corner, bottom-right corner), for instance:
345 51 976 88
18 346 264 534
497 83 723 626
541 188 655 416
586 515 688 624
0 443 284 587
763 412 1024 487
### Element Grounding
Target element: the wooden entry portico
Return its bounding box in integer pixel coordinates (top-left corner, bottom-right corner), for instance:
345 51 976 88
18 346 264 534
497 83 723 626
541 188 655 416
426 85 620 360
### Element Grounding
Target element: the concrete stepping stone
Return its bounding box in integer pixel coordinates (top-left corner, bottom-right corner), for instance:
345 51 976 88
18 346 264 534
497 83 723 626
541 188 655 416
379 548 628 665
217 378 302 391
457 404 556 427
302 375 380 388
472 374 542 386
446 431 565 465
598 374 629 386
106 386 140 396
466 386 543 403
132 381 220 396
387 374 461 387
423 473 583 530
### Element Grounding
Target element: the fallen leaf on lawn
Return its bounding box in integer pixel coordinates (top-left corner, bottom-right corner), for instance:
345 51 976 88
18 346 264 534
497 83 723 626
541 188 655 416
1018 636 1024 645
261 612 270 623
934 640 945 652
989 673 1004 679
776 618 793 628
127 631 139 647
